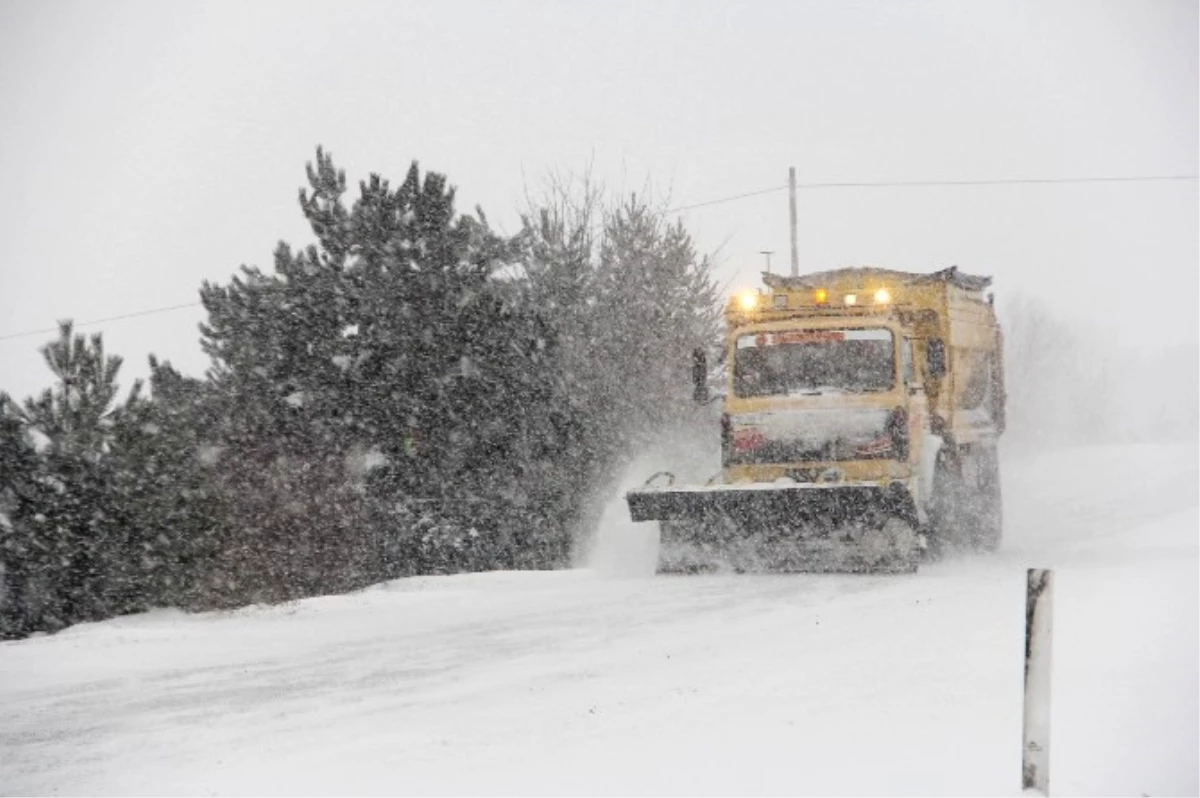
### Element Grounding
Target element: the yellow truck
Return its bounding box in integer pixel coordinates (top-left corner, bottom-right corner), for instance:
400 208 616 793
626 266 1006 573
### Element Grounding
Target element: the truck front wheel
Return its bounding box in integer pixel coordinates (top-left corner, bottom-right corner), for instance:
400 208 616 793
929 445 1003 556
973 445 1003 552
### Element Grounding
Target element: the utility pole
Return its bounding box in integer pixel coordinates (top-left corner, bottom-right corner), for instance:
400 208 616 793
759 250 775 274
788 166 799 277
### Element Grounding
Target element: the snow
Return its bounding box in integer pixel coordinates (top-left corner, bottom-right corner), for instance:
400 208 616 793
730 407 893 455
1 444 1196 796
26 427 51 454
197 444 222 466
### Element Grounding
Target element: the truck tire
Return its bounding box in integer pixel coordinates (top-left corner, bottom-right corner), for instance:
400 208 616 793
972 445 1003 552
929 445 1002 555
928 448 963 558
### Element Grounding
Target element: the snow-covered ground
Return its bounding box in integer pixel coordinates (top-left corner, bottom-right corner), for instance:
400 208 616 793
1 444 1196 796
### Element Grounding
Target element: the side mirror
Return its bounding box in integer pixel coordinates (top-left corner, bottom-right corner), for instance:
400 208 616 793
692 347 709 404
927 339 947 380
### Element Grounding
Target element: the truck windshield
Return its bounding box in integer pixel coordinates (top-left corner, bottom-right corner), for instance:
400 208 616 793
733 328 895 397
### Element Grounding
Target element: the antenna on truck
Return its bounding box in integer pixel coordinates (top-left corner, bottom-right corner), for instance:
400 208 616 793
760 250 775 274
789 166 799 276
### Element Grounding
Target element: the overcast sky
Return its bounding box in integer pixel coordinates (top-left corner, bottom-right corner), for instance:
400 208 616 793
1 0 1196 402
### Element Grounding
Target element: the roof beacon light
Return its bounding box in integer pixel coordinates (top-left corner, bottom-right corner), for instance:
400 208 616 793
874 288 891 304
844 293 858 306
814 288 828 304
739 290 759 311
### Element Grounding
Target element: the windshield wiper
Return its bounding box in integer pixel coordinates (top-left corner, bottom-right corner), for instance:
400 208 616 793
792 385 872 396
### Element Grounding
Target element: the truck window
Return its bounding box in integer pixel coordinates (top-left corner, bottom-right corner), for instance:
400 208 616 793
733 328 895 397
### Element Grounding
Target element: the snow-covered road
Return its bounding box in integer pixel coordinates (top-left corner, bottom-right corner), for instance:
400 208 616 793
2 444 1196 796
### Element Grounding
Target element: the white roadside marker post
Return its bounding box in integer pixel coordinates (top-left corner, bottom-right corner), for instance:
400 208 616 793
1022 568 1055 796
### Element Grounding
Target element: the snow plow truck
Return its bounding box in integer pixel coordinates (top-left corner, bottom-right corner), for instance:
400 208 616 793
626 266 1006 573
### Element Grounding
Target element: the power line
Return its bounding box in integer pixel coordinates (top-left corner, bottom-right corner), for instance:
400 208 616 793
797 174 1199 189
0 302 201 342
666 173 1198 213
666 184 788 213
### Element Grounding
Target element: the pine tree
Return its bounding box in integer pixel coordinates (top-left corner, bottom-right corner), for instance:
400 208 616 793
3 323 141 628
515 185 722 555
198 147 573 588
590 198 715 450
0 397 45 637
106 357 226 611
19 322 130 460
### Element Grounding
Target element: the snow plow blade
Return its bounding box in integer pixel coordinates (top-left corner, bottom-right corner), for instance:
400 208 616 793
627 482 908 523
625 481 921 574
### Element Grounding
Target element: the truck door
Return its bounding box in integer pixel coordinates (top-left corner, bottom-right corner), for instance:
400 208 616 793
904 337 934 509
